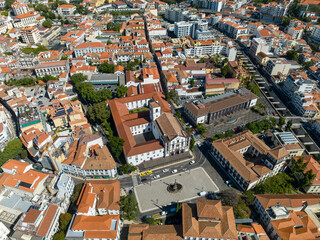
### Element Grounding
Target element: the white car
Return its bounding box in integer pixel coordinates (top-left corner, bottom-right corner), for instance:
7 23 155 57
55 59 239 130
171 169 178 174
189 160 195 165
162 168 169 173
153 175 160 179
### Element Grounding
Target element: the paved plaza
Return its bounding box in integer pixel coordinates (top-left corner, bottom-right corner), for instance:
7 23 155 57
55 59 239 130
134 167 219 213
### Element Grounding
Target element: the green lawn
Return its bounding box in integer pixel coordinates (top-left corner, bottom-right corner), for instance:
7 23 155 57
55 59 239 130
129 107 149 114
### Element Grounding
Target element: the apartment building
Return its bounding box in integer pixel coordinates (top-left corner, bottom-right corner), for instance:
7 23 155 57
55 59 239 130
184 88 257 126
282 71 319 118
74 42 106 57
311 25 320 43
48 99 87 128
260 2 289 17
20 26 41 44
61 134 118 178
174 20 211 39
154 0 169 13
218 19 249 39
249 37 269 57
287 27 304 40
265 58 291 76
0 160 49 197
210 130 290 191
165 8 188 22
193 0 224 12
253 194 320 237
0 106 15 151
13 11 40 28
12 1 30 16
13 204 61 239
174 21 193 38
35 60 69 77
108 92 190 166
128 199 237 240
66 180 121 240
20 127 52 157
57 4 76 17
0 222 9 240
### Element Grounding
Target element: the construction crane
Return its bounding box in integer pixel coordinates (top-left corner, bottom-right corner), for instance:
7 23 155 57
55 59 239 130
4 26 13 38
39 125 62 173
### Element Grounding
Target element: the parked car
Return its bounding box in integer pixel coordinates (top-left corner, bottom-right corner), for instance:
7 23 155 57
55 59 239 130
162 168 169 173
189 160 195 165
153 175 160 179
171 169 178 174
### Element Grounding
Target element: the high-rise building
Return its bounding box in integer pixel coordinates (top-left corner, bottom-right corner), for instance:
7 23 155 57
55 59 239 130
311 25 320 43
249 38 269 56
20 26 41 44
12 1 30 16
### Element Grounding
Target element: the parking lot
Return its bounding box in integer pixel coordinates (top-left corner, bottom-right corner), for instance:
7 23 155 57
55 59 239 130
134 167 219 213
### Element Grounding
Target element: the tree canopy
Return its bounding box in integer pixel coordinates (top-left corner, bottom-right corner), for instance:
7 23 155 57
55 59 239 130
59 213 72 231
0 139 25 167
119 164 138 174
71 73 112 104
120 194 139 220
87 102 110 124
116 85 128 98
254 173 294 194
290 157 316 189
98 62 115 73
108 137 124 160
220 189 251 219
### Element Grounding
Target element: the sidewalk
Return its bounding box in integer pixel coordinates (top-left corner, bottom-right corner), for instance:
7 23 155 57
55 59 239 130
139 151 194 172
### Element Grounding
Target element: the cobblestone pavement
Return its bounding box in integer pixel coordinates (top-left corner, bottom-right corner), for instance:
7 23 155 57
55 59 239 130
134 167 219 213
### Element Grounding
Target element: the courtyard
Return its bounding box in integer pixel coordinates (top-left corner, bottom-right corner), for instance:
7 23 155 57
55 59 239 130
134 167 219 213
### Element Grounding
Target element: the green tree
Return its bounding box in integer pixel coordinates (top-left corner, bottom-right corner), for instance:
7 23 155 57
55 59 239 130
190 79 195 88
116 85 128 98
270 117 277 129
120 194 139 220
190 137 195 151
119 164 137 174
70 73 87 85
1 11 8 16
247 84 261 96
242 190 255 205
285 120 293 131
20 150 28 159
61 55 68 60
196 123 206 135
59 213 72 231
278 117 286 130
87 102 110 124
176 110 181 119
103 121 113 136
254 173 294 194
0 139 24 166
42 19 53 28
286 50 299 62
41 75 58 82
4 0 14 9
221 65 229 77
108 137 124 160
220 189 251 219
290 157 316 189
99 62 115 73
70 183 83 204
144 216 161 225
53 231 65 240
